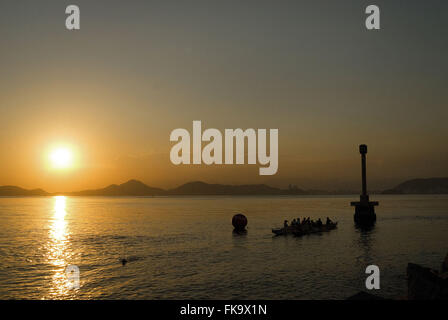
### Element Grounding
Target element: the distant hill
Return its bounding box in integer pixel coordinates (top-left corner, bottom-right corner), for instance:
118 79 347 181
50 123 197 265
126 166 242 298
383 178 448 194
0 186 49 196
68 179 165 196
0 179 306 196
2 177 447 197
167 181 306 195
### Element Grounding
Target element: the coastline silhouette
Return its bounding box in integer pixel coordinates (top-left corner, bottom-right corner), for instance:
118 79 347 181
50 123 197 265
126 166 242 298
1 177 448 197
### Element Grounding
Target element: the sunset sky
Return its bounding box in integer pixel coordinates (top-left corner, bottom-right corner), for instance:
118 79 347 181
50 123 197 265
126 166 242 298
0 0 447 192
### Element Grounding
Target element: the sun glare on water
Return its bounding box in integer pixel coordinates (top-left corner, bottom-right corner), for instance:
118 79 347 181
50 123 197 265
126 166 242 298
50 148 73 169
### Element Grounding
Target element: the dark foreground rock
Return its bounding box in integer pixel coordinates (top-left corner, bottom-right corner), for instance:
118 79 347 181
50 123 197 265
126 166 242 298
442 253 448 273
407 261 448 299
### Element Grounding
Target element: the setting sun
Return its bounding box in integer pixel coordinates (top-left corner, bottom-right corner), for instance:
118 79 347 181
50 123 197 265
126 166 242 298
50 148 73 169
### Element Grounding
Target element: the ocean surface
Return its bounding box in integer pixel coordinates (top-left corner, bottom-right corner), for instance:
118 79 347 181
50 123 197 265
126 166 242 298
0 195 447 300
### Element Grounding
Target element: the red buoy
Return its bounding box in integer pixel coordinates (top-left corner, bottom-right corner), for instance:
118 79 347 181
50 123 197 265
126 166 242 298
232 214 247 231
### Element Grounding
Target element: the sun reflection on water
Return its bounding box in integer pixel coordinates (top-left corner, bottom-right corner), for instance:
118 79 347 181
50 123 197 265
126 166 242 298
51 196 67 242
46 196 75 297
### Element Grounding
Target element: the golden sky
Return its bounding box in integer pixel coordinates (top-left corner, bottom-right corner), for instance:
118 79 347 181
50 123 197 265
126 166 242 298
0 1 447 192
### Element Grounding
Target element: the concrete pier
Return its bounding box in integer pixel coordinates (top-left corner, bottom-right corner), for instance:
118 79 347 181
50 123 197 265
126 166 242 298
351 144 378 226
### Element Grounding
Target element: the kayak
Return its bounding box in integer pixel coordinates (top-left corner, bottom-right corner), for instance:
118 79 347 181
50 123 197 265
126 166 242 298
272 222 338 236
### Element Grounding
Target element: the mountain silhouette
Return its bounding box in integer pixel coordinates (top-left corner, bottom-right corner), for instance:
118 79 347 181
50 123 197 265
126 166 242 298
2 177 447 196
383 177 448 194
68 179 165 196
167 181 304 195
0 179 305 196
0 186 49 196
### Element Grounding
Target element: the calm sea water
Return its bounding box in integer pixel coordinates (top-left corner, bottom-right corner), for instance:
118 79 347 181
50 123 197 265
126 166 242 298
0 195 447 300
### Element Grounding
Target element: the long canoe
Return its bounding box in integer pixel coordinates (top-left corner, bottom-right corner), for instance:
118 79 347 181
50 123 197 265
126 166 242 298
272 222 338 236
